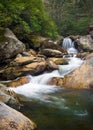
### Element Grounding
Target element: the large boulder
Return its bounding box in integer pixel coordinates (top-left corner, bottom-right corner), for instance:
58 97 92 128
0 102 36 130
0 28 26 62
76 35 93 52
49 53 93 89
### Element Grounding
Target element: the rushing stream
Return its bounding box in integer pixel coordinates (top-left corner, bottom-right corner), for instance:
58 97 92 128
9 39 93 130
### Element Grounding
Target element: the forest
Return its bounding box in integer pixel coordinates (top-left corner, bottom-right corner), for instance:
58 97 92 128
0 0 93 39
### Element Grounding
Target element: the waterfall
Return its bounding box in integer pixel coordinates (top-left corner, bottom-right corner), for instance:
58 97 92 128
62 37 78 55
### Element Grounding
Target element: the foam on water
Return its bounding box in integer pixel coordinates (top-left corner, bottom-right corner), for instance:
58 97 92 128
59 57 83 76
9 56 83 103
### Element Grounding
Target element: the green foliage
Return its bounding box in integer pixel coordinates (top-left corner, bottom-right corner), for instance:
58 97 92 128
46 0 93 35
0 0 58 39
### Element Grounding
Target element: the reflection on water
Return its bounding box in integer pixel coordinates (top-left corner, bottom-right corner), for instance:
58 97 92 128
20 89 93 130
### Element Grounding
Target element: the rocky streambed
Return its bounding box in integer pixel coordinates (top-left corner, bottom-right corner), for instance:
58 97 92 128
1 28 93 129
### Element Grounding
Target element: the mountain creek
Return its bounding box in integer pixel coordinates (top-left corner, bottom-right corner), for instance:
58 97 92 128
9 56 93 130
1 31 93 130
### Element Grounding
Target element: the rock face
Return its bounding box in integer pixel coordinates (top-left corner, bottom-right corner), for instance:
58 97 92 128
49 53 93 89
0 28 25 62
76 35 93 52
0 102 36 130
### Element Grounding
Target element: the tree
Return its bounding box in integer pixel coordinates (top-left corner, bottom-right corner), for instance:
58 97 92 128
0 0 58 39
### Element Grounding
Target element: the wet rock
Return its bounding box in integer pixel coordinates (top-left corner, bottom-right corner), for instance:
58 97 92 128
49 53 93 89
47 58 68 65
0 102 36 130
0 28 26 62
5 76 30 88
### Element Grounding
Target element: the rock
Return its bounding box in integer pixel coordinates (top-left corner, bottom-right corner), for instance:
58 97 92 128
69 35 80 41
48 53 93 89
76 35 93 52
0 28 26 62
47 59 58 70
10 56 37 66
0 84 21 108
5 76 30 88
27 49 37 57
76 52 89 59
47 58 68 65
0 57 46 80
0 90 11 103
26 35 46 49
40 48 63 57
48 77 64 87
88 25 93 31
40 39 67 54
0 102 36 130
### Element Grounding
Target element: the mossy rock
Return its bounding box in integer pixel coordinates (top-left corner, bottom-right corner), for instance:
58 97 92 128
27 35 46 49
0 27 7 43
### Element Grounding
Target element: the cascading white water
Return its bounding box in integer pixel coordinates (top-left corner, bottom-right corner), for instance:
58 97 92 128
9 57 83 101
62 37 78 55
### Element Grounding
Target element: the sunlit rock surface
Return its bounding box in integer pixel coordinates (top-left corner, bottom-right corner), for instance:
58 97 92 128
0 102 36 130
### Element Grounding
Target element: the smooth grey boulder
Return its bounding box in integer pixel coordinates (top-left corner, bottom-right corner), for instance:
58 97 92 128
0 28 26 62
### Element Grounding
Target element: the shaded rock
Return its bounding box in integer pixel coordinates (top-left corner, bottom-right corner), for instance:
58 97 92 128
0 28 26 62
0 84 21 108
40 39 67 54
76 52 89 59
69 35 80 41
49 53 93 89
5 76 30 88
27 49 37 57
0 90 11 103
0 102 36 130
40 48 63 57
76 35 93 52
26 35 46 49
21 49 37 57
47 58 68 65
